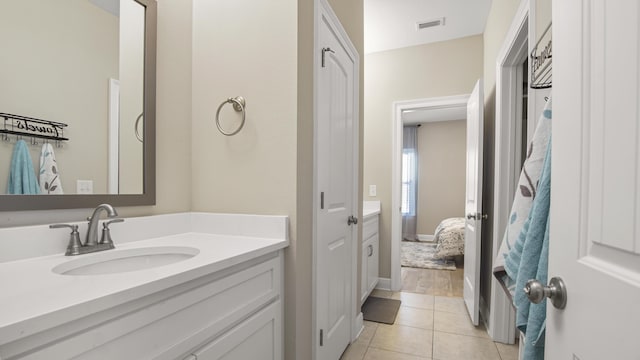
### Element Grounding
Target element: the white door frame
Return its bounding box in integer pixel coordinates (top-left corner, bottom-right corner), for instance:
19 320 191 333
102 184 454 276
312 0 361 357
390 94 469 291
489 0 529 344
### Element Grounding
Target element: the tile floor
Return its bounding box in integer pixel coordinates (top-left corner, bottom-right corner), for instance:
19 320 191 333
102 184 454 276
340 267 519 360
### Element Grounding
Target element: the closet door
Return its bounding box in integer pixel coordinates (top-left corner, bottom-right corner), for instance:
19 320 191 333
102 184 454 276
547 1 640 358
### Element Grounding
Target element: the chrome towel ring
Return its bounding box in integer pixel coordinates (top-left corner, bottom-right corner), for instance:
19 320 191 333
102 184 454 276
215 96 246 136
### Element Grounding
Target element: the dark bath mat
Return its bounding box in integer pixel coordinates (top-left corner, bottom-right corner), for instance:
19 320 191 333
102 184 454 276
362 296 401 324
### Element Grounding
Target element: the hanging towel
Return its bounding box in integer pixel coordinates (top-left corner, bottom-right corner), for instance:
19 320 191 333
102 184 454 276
504 141 552 360
7 139 40 195
493 97 553 298
39 143 63 194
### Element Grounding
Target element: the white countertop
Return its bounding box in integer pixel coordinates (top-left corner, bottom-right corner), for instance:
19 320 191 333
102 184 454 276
363 201 381 218
0 212 288 345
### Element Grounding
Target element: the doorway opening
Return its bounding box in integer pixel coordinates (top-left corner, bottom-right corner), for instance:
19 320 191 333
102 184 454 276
490 0 530 344
391 95 470 292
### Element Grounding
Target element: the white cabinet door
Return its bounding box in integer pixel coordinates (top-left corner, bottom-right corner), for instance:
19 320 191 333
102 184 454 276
367 234 379 293
361 238 370 301
463 79 484 326
193 302 281 360
546 1 640 358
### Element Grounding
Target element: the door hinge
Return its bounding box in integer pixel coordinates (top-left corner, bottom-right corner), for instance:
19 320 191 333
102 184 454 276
320 329 324 346
320 192 324 209
321 47 335 68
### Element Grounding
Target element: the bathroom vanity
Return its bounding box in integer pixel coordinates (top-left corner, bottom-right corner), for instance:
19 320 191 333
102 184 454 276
0 212 288 360
360 201 380 302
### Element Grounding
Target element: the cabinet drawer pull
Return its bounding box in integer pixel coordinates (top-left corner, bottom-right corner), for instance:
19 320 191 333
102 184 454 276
368 244 373 257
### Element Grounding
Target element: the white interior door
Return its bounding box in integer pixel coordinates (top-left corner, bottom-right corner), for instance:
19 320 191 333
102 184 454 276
316 4 357 359
546 2 640 358
464 79 484 326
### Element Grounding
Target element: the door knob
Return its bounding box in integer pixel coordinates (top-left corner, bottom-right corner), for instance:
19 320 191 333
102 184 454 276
347 215 358 225
466 212 488 220
524 277 567 309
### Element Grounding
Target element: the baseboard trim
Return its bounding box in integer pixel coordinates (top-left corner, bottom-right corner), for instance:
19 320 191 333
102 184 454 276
417 234 435 242
353 312 364 341
375 277 391 291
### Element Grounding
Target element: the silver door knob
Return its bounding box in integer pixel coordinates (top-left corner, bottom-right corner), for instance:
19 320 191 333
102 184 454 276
347 215 358 225
466 212 488 220
524 277 567 309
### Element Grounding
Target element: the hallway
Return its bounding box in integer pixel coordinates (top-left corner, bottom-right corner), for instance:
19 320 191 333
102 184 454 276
341 268 519 360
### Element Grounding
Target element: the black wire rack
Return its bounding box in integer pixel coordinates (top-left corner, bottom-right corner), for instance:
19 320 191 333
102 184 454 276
0 112 69 145
531 23 552 89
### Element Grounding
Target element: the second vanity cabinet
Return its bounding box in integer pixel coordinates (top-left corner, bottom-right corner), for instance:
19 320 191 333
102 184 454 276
360 214 379 302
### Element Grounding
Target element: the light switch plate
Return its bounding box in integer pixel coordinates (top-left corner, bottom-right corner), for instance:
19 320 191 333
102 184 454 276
77 180 94 194
369 185 377 197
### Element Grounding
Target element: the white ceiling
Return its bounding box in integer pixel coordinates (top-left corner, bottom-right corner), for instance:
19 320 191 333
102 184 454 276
365 0 492 54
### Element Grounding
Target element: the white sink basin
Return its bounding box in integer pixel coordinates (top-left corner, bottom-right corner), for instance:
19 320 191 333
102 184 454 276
52 246 200 276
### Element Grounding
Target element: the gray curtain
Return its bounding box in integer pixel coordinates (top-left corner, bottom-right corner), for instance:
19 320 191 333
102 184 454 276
402 126 418 241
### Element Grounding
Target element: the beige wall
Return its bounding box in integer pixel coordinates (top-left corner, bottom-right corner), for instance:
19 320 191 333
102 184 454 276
416 120 466 235
0 0 118 194
480 0 521 316
364 35 483 278
190 0 300 359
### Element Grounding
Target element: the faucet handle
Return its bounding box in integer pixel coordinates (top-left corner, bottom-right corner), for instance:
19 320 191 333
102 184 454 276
104 218 125 227
50 224 83 256
50 223 79 231
100 218 123 247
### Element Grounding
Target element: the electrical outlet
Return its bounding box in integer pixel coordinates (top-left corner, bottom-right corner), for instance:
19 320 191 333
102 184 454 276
77 180 94 194
369 185 377 197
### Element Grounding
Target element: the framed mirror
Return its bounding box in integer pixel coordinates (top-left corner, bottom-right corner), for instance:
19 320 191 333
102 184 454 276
0 0 156 210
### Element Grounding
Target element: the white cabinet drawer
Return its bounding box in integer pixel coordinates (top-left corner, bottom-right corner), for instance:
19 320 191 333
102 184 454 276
191 301 281 360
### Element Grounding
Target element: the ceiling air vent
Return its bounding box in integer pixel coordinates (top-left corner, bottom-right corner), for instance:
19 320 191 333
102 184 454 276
416 17 445 31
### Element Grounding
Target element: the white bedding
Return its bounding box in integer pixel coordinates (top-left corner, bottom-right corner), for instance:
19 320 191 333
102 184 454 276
432 217 465 259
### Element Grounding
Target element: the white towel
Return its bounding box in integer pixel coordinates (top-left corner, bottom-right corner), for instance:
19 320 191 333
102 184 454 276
39 143 64 194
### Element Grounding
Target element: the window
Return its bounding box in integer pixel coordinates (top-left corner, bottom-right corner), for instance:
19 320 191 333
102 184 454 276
401 149 417 215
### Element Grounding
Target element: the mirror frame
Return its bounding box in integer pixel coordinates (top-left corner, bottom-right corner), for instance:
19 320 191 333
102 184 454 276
0 0 157 211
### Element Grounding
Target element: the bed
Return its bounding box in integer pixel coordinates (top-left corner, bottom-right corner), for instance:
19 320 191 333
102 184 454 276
432 217 466 259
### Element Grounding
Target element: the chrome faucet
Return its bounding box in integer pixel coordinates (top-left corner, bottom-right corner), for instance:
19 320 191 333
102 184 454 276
50 204 123 256
86 204 119 246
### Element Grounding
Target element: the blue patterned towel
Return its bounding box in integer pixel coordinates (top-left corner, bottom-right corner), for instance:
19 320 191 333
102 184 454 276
493 97 553 298
504 142 552 360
